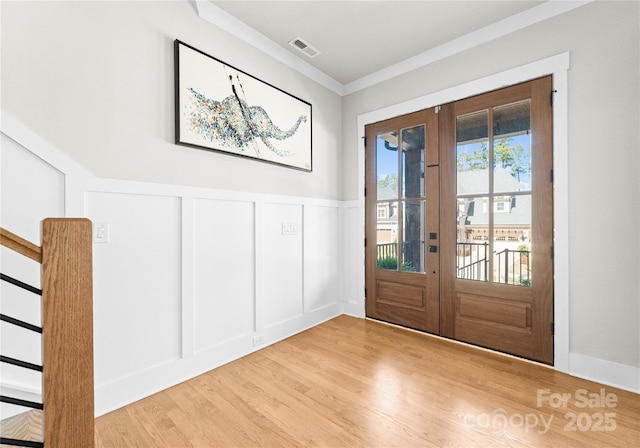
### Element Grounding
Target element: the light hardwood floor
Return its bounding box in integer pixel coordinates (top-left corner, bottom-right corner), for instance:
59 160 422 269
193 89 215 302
95 316 640 447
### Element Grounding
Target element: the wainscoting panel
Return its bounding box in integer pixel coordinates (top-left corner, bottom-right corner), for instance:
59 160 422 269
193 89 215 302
0 134 65 244
86 191 182 387
304 205 340 313
341 202 365 317
193 198 256 352
0 133 67 406
262 203 304 328
79 179 346 414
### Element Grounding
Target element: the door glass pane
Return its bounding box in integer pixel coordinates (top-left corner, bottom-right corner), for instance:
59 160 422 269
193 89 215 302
457 110 489 196
456 111 489 282
402 201 425 273
492 194 532 286
376 201 399 270
376 132 400 270
377 132 399 199
456 110 489 195
493 101 532 193
456 102 535 286
402 125 425 199
457 196 489 281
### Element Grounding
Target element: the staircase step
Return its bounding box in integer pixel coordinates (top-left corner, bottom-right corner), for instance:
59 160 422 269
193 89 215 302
0 409 43 445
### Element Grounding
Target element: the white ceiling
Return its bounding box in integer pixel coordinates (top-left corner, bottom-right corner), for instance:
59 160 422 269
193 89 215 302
200 1 590 95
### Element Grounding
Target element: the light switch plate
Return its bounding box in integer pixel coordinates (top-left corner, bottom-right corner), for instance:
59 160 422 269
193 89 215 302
94 222 110 243
281 223 297 235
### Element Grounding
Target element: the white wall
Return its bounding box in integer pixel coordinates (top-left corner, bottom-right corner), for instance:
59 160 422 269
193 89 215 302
0 0 342 199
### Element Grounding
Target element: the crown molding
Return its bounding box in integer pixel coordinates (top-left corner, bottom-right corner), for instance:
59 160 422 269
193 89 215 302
194 0 345 95
196 0 593 97
344 0 592 95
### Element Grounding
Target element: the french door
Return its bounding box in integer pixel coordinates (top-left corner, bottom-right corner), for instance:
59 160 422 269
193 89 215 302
365 76 554 364
365 109 440 333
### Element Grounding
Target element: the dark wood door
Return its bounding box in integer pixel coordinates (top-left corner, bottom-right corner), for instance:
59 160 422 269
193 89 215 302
365 77 554 364
365 109 440 333
439 76 554 364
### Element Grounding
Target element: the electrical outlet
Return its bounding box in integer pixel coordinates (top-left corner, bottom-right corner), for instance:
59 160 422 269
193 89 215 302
252 336 264 347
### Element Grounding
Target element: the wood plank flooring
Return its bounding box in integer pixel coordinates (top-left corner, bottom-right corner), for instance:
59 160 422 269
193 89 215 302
94 316 640 447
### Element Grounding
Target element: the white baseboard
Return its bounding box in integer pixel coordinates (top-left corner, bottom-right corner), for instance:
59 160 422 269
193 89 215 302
94 303 343 417
0 384 42 420
569 353 640 394
341 300 365 318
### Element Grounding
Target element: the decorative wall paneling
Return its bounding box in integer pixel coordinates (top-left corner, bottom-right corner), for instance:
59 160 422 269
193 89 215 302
82 179 348 415
1 121 361 416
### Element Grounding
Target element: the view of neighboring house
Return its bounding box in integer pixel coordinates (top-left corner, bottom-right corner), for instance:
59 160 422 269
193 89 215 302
375 167 531 283
375 184 398 244
457 167 531 244
457 167 532 284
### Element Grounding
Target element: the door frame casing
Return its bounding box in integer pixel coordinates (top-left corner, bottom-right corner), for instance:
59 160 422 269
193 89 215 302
354 52 570 373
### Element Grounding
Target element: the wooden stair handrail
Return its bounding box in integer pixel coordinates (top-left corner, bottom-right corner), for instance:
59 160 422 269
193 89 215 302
0 227 42 263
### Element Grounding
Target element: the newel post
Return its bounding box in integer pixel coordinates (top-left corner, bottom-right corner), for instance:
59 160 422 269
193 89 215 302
41 218 94 448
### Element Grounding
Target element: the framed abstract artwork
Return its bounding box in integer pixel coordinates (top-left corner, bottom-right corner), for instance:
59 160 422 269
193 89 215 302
174 40 312 171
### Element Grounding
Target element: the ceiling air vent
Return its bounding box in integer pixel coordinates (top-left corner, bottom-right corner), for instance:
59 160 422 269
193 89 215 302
288 37 320 59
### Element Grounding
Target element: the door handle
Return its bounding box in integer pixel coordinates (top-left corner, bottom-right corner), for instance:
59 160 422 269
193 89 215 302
429 245 438 253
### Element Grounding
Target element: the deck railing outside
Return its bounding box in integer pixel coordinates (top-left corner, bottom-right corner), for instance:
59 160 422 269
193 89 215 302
456 242 531 285
376 241 531 286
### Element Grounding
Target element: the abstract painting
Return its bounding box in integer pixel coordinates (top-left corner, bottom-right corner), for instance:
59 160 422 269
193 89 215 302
174 40 312 171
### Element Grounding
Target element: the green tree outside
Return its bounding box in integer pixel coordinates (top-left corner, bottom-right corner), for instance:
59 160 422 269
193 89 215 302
457 137 530 181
